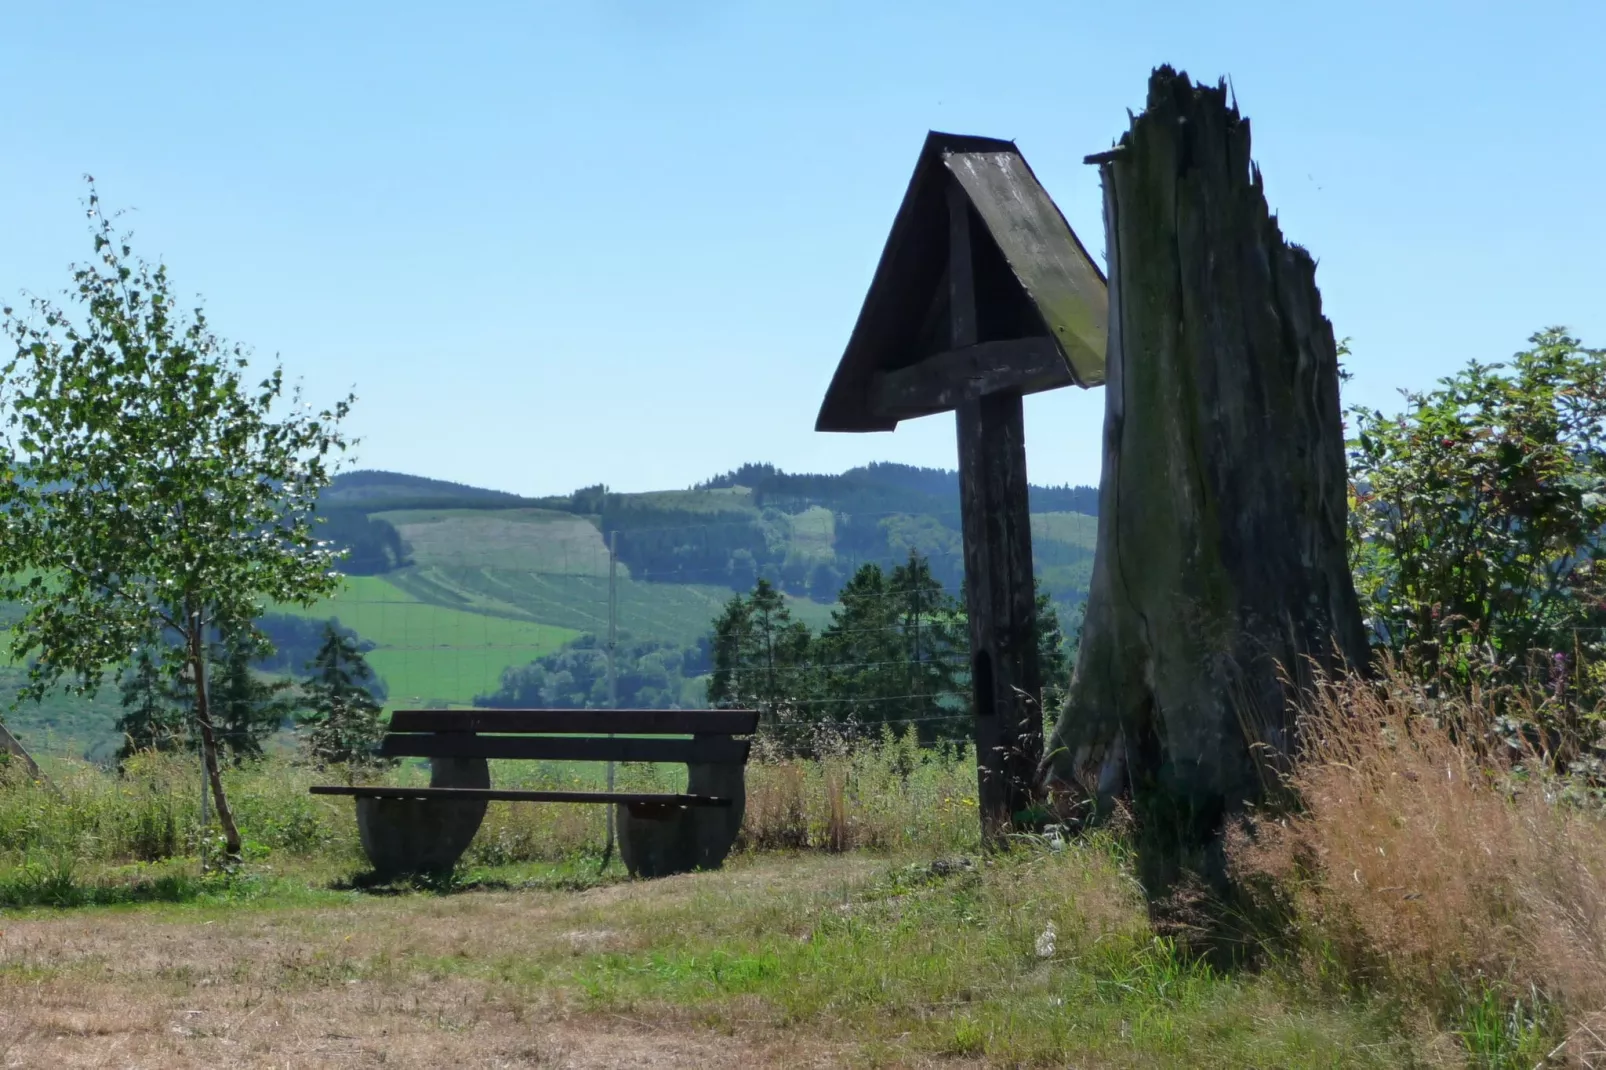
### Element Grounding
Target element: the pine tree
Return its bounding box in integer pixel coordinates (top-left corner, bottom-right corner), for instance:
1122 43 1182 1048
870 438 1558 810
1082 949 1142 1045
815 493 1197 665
115 648 187 762
1034 583 1072 719
813 563 901 727
203 627 298 764
707 580 812 734
298 624 386 769
889 551 967 735
813 552 967 738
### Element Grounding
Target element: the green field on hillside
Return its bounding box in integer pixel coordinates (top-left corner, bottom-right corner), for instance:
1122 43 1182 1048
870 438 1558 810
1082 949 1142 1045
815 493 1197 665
373 506 836 645
274 575 580 708
377 508 614 575
1031 510 1099 550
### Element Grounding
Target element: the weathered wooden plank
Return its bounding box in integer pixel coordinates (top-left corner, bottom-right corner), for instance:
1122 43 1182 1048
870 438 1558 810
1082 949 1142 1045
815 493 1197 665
377 733 751 765
870 336 1072 419
944 149 1108 387
309 786 735 807
387 708 759 736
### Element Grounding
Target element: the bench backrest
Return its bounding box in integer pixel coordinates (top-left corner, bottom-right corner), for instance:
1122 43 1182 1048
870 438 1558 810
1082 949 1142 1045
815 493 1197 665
378 708 758 765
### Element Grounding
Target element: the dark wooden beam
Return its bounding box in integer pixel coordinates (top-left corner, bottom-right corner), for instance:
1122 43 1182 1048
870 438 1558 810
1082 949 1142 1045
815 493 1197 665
310 786 735 807
870 336 1072 420
948 179 1045 843
389 708 758 736
377 734 751 765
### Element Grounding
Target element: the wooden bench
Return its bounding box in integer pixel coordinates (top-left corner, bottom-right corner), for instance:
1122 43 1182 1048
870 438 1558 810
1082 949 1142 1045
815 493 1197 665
310 708 757 879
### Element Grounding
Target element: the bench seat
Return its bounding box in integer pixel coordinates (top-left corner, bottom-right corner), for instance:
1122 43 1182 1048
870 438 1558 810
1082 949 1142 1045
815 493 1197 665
310 786 733 807
312 707 757 880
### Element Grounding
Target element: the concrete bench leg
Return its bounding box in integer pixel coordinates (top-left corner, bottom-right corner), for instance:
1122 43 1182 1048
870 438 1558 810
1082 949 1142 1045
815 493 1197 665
617 757 745 879
356 756 490 880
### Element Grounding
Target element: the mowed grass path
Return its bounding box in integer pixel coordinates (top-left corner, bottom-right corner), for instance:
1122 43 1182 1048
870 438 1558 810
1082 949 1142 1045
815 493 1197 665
0 851 1408 1068
275 576 579 708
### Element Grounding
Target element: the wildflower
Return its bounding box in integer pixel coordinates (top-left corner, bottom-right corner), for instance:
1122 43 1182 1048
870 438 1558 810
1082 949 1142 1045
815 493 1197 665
1035 922 1056 959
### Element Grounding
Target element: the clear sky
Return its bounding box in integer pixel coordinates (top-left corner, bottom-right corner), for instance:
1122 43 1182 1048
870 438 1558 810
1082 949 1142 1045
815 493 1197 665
2 1 1600 497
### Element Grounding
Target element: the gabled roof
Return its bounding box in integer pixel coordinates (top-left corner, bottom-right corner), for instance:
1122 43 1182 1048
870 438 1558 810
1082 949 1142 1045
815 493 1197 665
817 131 1107 433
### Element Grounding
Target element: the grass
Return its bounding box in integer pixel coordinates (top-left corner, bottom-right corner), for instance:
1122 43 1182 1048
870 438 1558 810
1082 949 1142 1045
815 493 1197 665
1230 669 1606 1068
0 667 125 762
376 507 617 575
387 564 741 647
0 846 1410 1067
1030 510 1099 551
273 574 581 707
6 675 1599 1065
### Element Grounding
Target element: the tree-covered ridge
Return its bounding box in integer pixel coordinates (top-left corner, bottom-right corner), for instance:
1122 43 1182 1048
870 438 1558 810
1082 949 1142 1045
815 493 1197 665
314 463 1100 615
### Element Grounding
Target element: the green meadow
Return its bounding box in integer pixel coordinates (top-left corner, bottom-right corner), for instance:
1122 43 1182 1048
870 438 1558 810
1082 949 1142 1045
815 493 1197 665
273 575 580 708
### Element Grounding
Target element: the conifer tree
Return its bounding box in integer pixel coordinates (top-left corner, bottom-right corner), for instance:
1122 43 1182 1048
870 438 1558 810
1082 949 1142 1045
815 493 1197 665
298 623 385 769
115 648 186 762
206 627 297 764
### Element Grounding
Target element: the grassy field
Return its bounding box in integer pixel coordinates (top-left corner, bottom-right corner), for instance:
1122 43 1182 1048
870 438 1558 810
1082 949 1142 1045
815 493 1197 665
3 701 1580 1068
377 507 617 575
0 853 1412 1069
1030 511 1098 550
0 502 1094 761
274 575 581 708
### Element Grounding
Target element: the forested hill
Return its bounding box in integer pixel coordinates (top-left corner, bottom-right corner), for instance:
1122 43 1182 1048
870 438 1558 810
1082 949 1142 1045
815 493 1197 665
321 463 1098 518
318 462 1098 608
4 463 1098 759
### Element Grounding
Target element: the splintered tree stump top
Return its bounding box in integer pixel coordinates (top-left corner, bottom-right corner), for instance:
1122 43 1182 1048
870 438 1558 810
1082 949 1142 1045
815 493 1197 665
1046 68 1368 894
816 132 1108 839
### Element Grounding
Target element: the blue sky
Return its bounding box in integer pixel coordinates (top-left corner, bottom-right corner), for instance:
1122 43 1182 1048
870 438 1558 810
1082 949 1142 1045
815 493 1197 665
1 1 1600 496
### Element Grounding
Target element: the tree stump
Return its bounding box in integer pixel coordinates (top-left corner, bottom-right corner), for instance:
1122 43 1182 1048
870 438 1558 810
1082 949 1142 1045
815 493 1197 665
1043 67 1369 899
356 756 489 879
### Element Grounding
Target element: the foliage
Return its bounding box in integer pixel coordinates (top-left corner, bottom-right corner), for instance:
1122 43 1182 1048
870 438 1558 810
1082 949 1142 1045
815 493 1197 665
708 579 814 741
114 648 187 763
1347 328 1606 755
708 554 1071 749
475 633 706 710
317 508 412 574
253 613 386 701
0 181 353 854
811 551 967 739
297 624 386 769
204 626 299 764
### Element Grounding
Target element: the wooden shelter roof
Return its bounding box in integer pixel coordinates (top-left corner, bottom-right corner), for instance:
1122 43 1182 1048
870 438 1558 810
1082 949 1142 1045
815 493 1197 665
816 131 1108 433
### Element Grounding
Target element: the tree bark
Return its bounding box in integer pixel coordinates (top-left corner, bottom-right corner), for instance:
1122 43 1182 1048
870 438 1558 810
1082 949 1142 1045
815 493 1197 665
1044 68 1369 899
188 615 243 860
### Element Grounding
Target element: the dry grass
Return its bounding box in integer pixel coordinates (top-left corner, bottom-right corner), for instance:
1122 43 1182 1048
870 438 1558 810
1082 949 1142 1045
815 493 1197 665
0 729 979 889
1232 670 1606 1061
0 856 965 1069
0 845 1405 1068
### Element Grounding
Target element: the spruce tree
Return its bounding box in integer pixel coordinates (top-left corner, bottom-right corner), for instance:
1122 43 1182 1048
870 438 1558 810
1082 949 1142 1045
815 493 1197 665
889 551 966 735
707 580 812 733
298 623 385 769
206 626 297 764
115 648 186 762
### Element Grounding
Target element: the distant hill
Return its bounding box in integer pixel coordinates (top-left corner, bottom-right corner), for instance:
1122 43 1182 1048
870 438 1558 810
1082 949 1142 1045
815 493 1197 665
1 463 1099 760
299 462 1099 719
317 461 1097 612
321 470 539 511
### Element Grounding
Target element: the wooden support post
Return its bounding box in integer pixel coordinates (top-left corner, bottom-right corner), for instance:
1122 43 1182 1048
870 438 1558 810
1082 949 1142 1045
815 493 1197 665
949 180 1044 842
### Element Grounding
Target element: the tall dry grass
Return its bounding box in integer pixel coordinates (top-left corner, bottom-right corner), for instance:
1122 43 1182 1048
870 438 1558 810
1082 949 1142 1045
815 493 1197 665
0 728 980 880
1233 669 1606 1055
